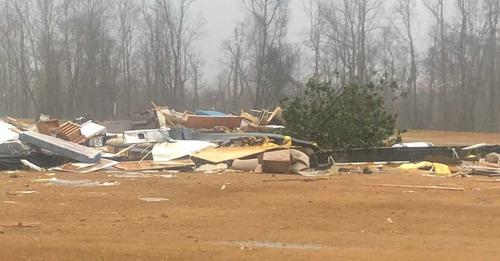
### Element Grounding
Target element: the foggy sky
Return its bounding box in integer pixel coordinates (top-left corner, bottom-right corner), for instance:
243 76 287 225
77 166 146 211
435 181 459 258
192 0 308 80
194 0 433 82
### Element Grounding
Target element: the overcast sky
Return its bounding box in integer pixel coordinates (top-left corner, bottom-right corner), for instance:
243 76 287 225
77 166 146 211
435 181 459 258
192 0 308 79
192 0 431 82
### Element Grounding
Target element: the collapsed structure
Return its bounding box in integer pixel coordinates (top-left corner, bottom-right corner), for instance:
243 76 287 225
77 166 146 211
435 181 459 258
1 105 500 178
0 106 321 175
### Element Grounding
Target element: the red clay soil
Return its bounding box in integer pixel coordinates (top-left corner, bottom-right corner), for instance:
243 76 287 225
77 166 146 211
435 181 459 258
2 170 500 260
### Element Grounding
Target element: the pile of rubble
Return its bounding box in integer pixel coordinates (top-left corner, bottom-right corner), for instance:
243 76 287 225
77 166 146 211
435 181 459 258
0 106 322 175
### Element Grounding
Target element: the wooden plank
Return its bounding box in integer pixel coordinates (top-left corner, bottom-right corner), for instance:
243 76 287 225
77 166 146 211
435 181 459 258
54 159 119 173
115 159 194 171
184 115 242 129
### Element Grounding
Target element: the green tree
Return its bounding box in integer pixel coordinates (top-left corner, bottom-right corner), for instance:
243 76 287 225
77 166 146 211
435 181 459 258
283 78 398 148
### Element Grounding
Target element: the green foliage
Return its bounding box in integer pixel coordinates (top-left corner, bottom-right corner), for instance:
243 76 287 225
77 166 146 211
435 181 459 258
283 79 398 149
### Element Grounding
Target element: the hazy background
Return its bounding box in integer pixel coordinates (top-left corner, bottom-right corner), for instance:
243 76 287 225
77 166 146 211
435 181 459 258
195 0 430 79
193 0 307 77
0 0 498 133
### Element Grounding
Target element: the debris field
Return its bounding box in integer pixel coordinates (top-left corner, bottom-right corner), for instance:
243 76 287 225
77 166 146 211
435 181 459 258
1 107 500 260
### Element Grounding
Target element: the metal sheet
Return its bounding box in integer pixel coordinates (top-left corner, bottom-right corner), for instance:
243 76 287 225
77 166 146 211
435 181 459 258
19 131 101 163
123 128 171 144
81 121 107 138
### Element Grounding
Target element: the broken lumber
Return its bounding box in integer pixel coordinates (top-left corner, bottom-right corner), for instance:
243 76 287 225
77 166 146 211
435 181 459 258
115 159 195 171
20 159 44 172
363 183 464 191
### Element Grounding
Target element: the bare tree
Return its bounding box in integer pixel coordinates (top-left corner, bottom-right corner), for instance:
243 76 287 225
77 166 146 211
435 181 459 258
242 0 294 108
221 24 251 111
396 0 417 127
118 0 138 115
304 0 325 78
188 49 204 111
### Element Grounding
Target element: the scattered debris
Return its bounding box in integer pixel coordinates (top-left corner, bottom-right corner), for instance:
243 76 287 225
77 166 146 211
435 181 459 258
195 163 228 173
139 197 169 202
4 105 500 183
193 144 286 164
399 161 451 176
20 159 44 172
262 177 330 183
0 120 21 143
115 159 194 171
123 128 171 144
392 142 433 148
231 158 260 172
212 240 331 250
80 121 107 138
5 191 39 195
51 159 118 173
485 153 500 164
47 178 119 187
19 131 101 163
57 121 87 144
184 114 242 129
462 143 488 151
262 149 310 174
363 183 464 191
152 140 216 162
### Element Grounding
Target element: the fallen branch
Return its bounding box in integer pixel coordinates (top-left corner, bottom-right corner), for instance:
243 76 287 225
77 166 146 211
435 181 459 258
363 183 464 191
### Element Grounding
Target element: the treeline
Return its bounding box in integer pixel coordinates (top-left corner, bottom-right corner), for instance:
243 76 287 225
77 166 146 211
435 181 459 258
1 0 500 132
0 0 204 119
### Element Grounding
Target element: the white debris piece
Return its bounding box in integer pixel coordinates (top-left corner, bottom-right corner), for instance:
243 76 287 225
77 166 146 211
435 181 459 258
152 140 216 162
0 121 19 143
80 121 107 138
392 142 434 148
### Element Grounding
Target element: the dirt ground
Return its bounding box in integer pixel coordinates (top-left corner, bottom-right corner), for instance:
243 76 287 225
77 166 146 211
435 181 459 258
402 129 500 146
2 130 500 260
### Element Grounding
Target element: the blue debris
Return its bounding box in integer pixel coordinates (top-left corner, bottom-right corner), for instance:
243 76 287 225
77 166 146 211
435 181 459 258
194 110 228 116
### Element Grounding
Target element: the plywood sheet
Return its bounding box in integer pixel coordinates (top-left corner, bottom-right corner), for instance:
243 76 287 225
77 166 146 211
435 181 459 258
193 145 286 164
115 159 194 171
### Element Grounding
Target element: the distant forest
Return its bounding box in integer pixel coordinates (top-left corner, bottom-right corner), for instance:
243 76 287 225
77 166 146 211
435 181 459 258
0 0 499 132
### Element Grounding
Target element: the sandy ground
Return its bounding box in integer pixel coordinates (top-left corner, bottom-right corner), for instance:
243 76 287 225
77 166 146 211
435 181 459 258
2 169 500 261
402 129 500 146
2 129 500 260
